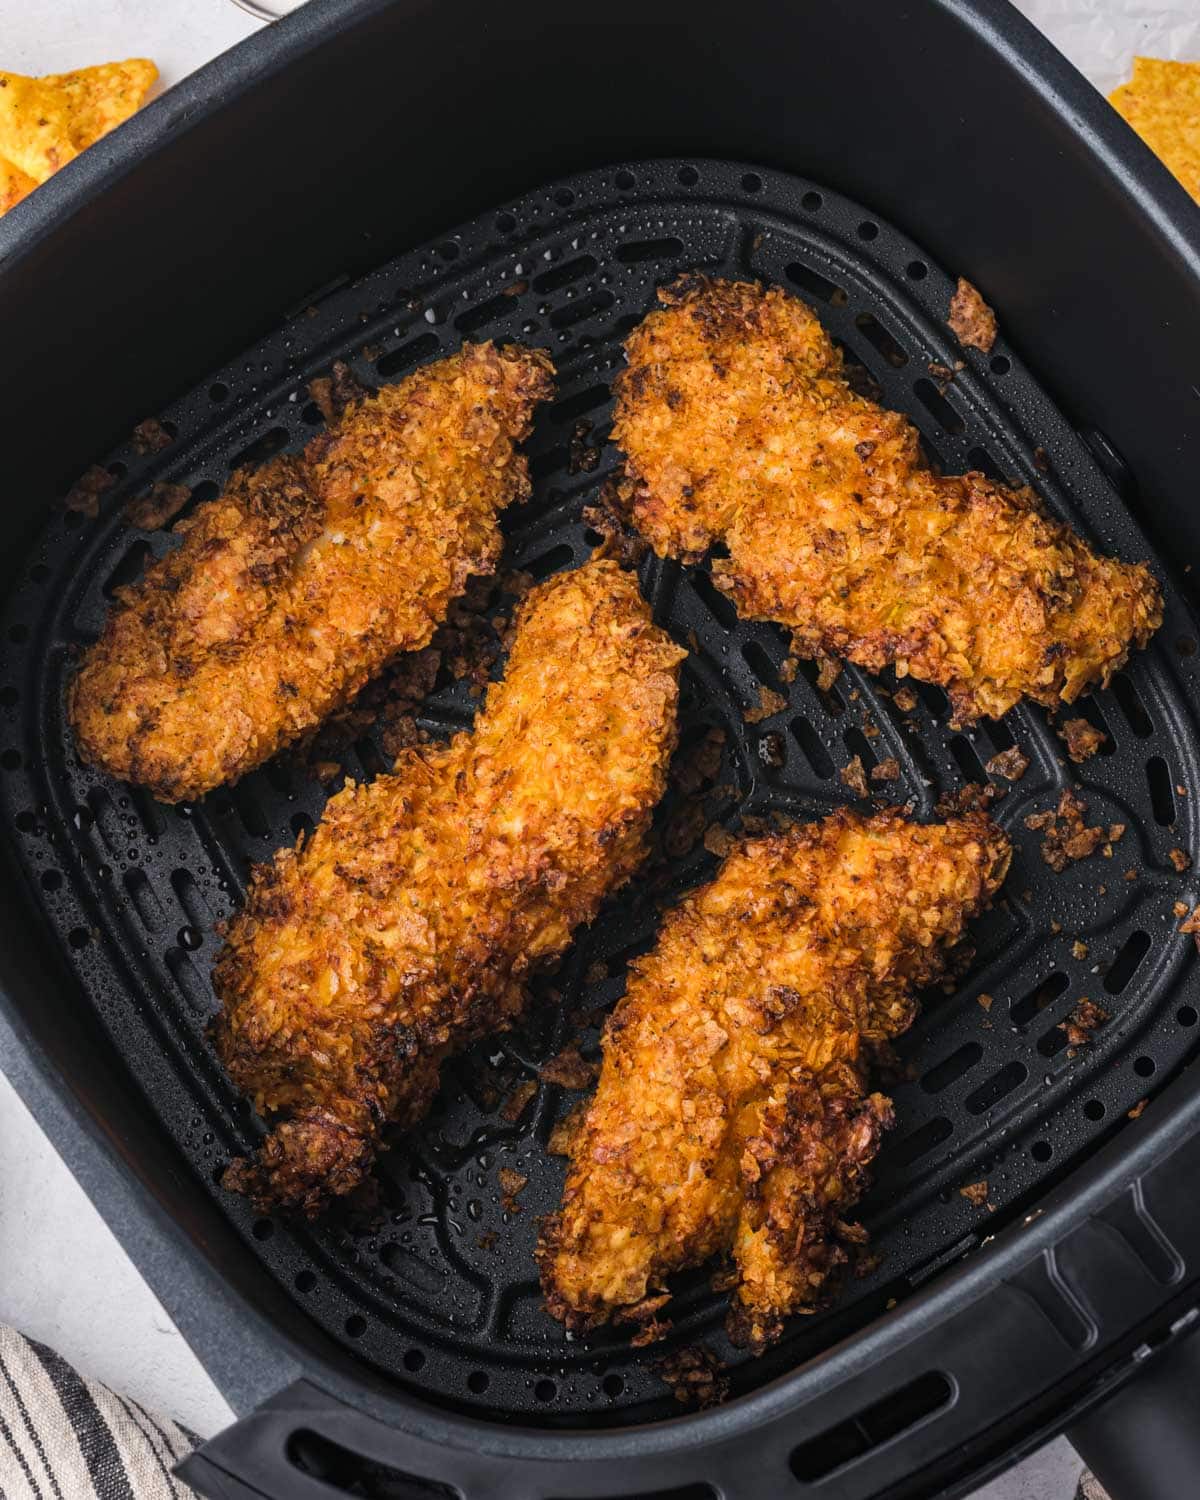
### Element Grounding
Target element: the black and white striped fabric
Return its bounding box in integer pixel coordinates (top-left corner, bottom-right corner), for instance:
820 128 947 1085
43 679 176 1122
0 1327 200 1499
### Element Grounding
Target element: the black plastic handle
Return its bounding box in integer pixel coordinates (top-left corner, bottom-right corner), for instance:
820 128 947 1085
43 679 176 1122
1069 1320 1200 1500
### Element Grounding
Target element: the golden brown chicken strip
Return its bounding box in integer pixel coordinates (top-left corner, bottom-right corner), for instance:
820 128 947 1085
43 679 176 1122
214 558 683 1217
612 276 1160 724
538 807 1010 1350
70 342 554 802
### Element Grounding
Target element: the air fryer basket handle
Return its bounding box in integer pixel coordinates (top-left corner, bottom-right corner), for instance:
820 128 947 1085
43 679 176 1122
1069 1323 1200 1500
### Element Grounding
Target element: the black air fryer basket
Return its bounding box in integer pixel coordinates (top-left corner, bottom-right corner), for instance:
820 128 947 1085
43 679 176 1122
2 3 1200 1498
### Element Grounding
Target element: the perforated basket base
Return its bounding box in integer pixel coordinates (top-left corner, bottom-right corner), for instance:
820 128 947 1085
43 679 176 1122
3 159 1199 1427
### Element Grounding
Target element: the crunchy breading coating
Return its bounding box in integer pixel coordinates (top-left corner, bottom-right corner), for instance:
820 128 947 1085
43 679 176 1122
612 276 1161 725
69 343 555 802
214 559 683 1217
538 807 1010 1350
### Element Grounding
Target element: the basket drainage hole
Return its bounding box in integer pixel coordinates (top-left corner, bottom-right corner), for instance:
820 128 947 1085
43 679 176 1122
602 1374 624 1398
801 190 822 212
857 220 879 241
906 260 928 280
403 1349 426 1372
534 1379 557 1401
677 165 699 186
295 1270 316 1293
741 172 763 193
1031 1140 1052 1162
209 381 230 402
467 1371 489 1394
496 211 516 233
1134 1056 1156 1078
1178 1006 1198 1027
1083 1099 1105 1121
40 870 62 892
344 1316 367 1339
252 1218 274 1241
990 355 1011 375
615 169 636 190
68 927 91 950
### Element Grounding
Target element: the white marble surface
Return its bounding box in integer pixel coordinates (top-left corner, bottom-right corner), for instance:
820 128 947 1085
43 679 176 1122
3 0 1196 1487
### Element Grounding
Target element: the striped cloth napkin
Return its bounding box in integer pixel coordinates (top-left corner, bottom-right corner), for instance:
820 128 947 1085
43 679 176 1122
0 1326 199 1499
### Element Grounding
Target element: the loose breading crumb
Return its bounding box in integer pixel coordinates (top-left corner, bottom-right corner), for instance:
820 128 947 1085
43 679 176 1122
977 993 993 1011
500 1079 538 1122
1128 1099 1148 1120
840 755 869 798
960 1180 989 1206
986 746 1030 781
498 1167 528 1213
893 686 918 713
654 1345 730 1409
540 1046 600 1091
124 481 192 531
1060 999 1109 1047
744 684 788 724
948 278 998 352
871 758 901 782
1169 847 1192 873
1024 789 1106 871
1058 717 1107 762
1071 940 1089 960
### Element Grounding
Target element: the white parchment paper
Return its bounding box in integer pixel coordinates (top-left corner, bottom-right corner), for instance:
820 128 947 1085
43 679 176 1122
1012 0 1200 96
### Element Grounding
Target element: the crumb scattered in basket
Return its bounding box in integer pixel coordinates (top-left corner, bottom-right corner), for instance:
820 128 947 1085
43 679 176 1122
124 481 192 531
948 277 998 352
892 686 918 712
500 1078 538 1122
63 464 115 518
131 417 175 455
1060 999 1109 1048
977 992 993 1011
960 1180 989 1207
654 1345 730 1409
498 1167 527 1213
1169 847 1192 873
1025 789 1107 871
744 684 788 723
840 754 869 798
871 757 900 782
307 360 369 424
1071 940 1088 961
1057 717 1107 762
1128 1098 1148 1120
539 1045 599 1091
986 746 1030 781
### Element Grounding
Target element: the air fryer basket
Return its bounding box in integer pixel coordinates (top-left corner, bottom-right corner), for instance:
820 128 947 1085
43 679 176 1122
1 3 1199 1499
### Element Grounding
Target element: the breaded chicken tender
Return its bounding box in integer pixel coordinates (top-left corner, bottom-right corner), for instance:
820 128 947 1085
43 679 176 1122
538 807 1010 1349
70 343 554 802
612 276 1161 724
214 559 683 1217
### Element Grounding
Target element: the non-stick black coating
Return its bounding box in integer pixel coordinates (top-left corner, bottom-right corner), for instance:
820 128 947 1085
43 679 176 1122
2 159 1199 1429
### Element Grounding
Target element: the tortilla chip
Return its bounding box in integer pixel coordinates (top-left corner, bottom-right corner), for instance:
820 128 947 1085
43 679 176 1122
1109 57 1200 204
0 152 36 213
0 58 156 207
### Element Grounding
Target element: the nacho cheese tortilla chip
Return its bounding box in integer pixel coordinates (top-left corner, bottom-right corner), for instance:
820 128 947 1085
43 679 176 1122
0 58 156 214
1109 57 1200 204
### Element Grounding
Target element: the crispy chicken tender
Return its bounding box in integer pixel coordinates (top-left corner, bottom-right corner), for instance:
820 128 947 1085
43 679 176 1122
214 559 683 1217
538 807 1010 1350
69 343 554 802
612 276 1161 724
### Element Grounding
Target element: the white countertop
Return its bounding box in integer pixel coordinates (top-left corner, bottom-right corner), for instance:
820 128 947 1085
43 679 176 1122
1 0 1197 1491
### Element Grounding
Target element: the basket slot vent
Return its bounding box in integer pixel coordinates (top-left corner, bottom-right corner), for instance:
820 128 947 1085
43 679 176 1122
454 293 513 336
375 332 440 378
229 427 289 471
103 541 152 599
1104 930 1152 995
689 570 739 631
843 725 877 775
967 446 1008 485
791 717 834 780
916 681 949 720
232 782 270 840
913 378 966 436
171 869 213 926
855 313 908 368
525 544 575 581
1011 972 1069 1028
948 734 986 785
920 1042 983 1095
785 262 845 305
614 237 685 265
550 290 615 331
965 1060 1027 1115
549 384 611 426
1111 673 1153 737
790 1370 952 1482
1146 756 1175 826
165 946 213 1016
891 1115 953 1166
741 640 781 690
1070 697 1116 755
795 656 845 716
534 254 598 293
123 869 165 931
